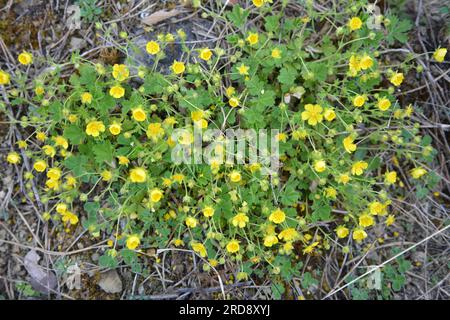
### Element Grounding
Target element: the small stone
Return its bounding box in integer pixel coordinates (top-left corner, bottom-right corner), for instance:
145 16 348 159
98 270 122 294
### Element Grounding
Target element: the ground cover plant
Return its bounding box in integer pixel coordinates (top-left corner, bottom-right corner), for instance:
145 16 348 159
0 0 448 300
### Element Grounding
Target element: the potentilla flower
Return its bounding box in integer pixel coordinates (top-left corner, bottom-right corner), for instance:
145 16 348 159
126 235 140 250
351 161 368 176
86 121 105 137
343 136 357 153
118 156 130 166
47 168 61 180
278 228 299 242
61 211 79 225
348 17 363 30
185 216 198 228
112 64 129 81
149 188 163 202
199 48 212 61
348 55 361 75
45 178 60 190
325 187 337 199
252 0 265 7
146 123 165 140
337 173 351 184
56 203 68 214
301 104 323 126
101 170 113 181
202 206 215 218
323 108 336 121
433 48 447 63
359 55 373 70
226 240 240 253
314 159 326 173
410 167 427 179
246 32 259 45
359 214 375 228
353 95 366 107
33 160 47 172
237 64 249 75
271 48 281 59
389 72 404 87
232 212 249 228
172 174 185 183
129 167 147 183
269 208 286 224
303 241 319 254
264 234 279 247
171 60 185 74
353 228 368 242
146 41 160 55
369 201 385 215
7 152 20 164
377 98 391 111
384 171 397 185
0 70 10 85
65 175 77 188
43 145 56 157
385 215 395 226
132 107 147 122
54 136 69 149
228 170 242 182
81 92 93 104
36 132 46 142
109 85 125 98
229 97 240 108
18 51 33 65
335 225 349 238
191 242 207 257
109 123 121 135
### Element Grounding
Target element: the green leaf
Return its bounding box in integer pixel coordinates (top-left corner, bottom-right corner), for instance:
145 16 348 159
278 67 297 86
64 155 89 177
264 15 280 33
226 5 249 28
93 141 114 164
63 125 85 145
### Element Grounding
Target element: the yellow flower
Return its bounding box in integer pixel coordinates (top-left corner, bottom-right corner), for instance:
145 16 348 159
349 55 361 75
7 152 20 164
353 95 366 107
276 132 287 142
264 234 279 247
389 72 404 87
301 104 323 126
232 212 249 228
112 64 129 81
337 174 351 185
65 175 77 188
101 170 113 181
0 70 10 85
385 171 397 185
146 123 165 140
237 64 249 75
185 216 198 228
56 203 68 214
369 201 385 216
150 188 163 202
36 132 46 142
129 167 147 183
61 211 79 225
323 108 336 121
278 228 299 242
191 242 207 257
173 239 184 247
229 97 240 108
33 160 47 172
18 51 33 65
352 229 368 242
146 41 160 55
171 60 185 74
46 178 60 190
191 110 205 122
271 48 281 59
351 161 368 176
433 48 447 63
199 48 212 61
54 136 69 149
109 123 122 135
226 86 235 97
377 98 391 111
229 170 242 183
246 32 259 45
132 107 147 122
118 156 130 166
126 235 140 250
81 92 93 104
269 208 286 224
47 168 61 180
86 121 105 137
303 241 319 254
226 240 240 253
68 114 78 123
385 215 395 226
252 0 265 7
359 55 373 70
325 187 337 199
109 85 125 99
202 206 215 218
335 226 349 239
343 136 357 153
314 160 326 173
43 145 56 157
348 17 363 30
359 214 375 228
410 167 426 179
172 173 185 183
